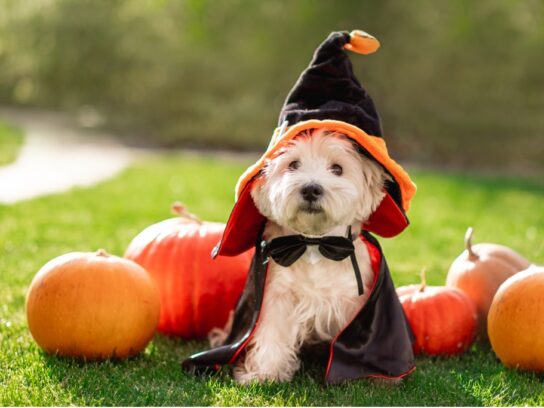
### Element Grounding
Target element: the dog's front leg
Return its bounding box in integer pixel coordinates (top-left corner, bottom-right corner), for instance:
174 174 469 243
233 285 301 384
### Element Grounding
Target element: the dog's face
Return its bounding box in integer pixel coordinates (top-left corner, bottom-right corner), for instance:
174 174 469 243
251 129 388 236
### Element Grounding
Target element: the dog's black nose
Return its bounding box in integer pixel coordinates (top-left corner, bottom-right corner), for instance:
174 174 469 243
300 183 324 202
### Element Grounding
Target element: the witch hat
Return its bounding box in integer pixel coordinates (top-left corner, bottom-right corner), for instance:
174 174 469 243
279 30 382 136
213 30 416 258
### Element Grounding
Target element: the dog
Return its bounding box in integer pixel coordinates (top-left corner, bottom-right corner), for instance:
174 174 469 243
209 128 390 384
183 30 416 385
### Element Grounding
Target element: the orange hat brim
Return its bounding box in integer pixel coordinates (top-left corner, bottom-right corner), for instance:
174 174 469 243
236 120 416 211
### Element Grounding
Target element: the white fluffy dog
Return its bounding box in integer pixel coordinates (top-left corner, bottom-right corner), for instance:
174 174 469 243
210 128 389 384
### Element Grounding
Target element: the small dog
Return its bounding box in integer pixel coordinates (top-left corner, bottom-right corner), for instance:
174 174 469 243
210 128 390 384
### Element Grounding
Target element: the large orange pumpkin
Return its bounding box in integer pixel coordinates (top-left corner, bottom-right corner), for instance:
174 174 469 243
488 265 544 372
446 227 530 337
125 203 253 339
26 250 160 359
397 269 478 356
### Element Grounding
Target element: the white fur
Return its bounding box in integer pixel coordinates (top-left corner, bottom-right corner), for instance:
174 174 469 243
211 129 389 384
251 130 387 236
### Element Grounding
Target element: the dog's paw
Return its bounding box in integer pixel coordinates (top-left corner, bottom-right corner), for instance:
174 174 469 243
233 365 294 385
207 327 229 348
207 310 234 348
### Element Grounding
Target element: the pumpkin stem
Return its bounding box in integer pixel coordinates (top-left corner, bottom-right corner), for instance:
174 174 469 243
465 227 479 261
96 249 109 257
171 202 202 224
419 267 427 292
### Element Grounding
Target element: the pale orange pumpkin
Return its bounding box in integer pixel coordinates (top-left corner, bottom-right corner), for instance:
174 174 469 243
397 269 478 356
125 203 253 339
26 250 160 359
446 227 530 337
488 265 544 372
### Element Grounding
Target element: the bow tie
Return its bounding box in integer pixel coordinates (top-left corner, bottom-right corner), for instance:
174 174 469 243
261 227 364 295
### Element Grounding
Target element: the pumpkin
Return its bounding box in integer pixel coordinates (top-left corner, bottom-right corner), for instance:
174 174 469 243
446 227 530 337
397 269 478 356
124 203 253 339
26 250 160 360
488 265 544 372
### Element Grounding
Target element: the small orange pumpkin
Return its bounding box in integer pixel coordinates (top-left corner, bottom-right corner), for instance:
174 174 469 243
488 265 544 372
125 203 253 339
446 227 530 337
397 269 478 356
26 250 160 359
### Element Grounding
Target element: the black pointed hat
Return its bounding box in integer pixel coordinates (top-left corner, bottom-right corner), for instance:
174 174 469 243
213 30 416 258
279 30 382 136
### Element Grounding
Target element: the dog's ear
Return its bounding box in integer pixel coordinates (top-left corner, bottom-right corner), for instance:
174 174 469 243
250 168 267 198
250 168 273 220
349 139 393 183
354 154 389 221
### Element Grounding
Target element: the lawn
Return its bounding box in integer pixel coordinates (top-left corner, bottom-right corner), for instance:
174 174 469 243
0 154 543 406
0 119 23 166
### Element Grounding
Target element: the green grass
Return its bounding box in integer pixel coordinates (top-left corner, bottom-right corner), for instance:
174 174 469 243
0 119 23 166
1 155 543 406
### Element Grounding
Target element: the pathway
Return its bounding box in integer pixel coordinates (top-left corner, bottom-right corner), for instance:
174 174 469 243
0 108 133 204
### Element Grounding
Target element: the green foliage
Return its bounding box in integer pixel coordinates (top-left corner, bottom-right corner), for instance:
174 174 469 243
0 1 543 172
0 154 543 405
0 119 23 165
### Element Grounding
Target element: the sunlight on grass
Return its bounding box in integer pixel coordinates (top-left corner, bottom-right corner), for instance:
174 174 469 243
0 154 543 405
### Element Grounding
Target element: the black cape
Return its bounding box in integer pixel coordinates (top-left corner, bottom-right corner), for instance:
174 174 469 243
182 229 415 384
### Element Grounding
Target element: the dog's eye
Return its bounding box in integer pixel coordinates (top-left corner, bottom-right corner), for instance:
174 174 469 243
288 160 300 171
330 164 343 176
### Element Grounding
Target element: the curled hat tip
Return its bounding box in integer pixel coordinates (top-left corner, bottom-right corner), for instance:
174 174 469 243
344 30 380 55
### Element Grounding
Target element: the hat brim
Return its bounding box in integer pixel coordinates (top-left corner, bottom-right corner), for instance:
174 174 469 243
235 120 416 211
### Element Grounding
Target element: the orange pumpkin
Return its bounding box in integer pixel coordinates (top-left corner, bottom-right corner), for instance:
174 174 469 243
397 269 478 356
446 227 530 337
125 203 253 339
26 250 160 359
488 265 544 372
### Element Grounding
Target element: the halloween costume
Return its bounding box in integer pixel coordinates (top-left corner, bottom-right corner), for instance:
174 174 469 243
182 30 417 384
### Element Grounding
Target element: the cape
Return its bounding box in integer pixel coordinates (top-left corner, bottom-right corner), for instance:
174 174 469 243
182 229 415 384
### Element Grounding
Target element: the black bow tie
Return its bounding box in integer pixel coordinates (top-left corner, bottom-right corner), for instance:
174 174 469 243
261 227 364 295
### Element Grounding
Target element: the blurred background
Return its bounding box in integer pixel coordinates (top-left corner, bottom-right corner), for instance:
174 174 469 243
1 0 543 175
